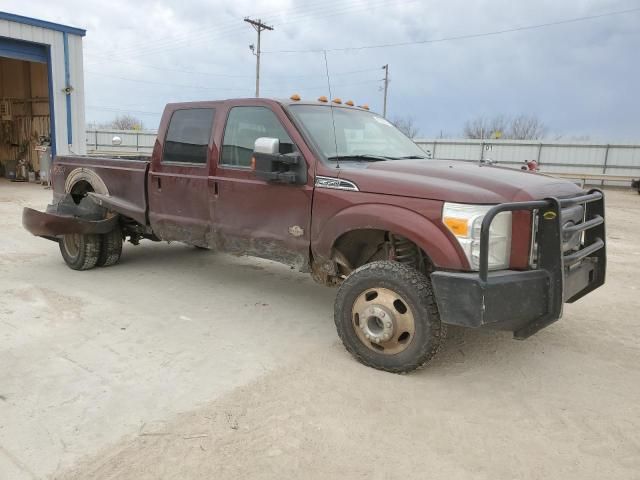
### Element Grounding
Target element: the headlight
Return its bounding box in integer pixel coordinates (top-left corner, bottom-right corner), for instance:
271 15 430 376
442 203 512 271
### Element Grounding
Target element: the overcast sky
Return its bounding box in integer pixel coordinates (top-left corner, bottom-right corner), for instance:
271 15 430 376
6 0 640 140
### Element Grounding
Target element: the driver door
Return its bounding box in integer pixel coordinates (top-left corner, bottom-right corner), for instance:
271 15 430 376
212 105 313 269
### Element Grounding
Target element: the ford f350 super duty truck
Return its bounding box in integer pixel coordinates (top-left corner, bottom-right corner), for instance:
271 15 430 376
23 97 606 373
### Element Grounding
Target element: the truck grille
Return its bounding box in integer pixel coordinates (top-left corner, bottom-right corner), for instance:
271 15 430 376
557 192 605 267
560 204 584 253
530 192 605 268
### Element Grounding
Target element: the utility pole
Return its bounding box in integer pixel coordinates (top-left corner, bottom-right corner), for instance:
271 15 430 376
382 64 389 118
244 17 273 97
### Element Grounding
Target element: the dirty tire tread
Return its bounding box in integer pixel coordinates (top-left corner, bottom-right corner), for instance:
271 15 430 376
59 234 102 271
334 261 445 374
97 225 123 267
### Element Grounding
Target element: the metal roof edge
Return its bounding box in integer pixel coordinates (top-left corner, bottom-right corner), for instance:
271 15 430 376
0 11 86 37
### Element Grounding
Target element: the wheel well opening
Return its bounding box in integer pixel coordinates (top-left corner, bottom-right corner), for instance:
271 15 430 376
332 229 432 275
69 180 94 204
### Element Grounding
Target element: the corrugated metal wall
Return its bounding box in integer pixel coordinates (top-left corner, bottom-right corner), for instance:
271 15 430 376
415 139 640 184
84 131 640 185
0 18 85 156
86 129 157 154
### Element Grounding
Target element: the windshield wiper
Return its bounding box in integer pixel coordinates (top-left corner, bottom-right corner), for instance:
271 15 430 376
393 155 427 159
327 154 391 162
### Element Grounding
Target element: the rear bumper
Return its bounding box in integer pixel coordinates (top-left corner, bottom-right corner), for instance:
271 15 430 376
431 190 606 339
23 194 116 238
23 208 118 238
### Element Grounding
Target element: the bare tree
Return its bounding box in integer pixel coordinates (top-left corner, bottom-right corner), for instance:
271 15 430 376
108 114 145 131
463 115 508 139
463 114 545 140
509 114 546 140
391 116 420 139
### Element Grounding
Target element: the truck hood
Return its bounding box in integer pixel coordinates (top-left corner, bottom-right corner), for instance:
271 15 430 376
338 159 583 203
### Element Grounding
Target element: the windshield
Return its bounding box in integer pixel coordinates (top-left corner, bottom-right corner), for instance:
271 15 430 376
288 105 427 161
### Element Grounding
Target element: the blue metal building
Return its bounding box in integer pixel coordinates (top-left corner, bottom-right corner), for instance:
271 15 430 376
0 11 86 175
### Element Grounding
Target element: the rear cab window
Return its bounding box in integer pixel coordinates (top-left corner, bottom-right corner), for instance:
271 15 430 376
163 108 215 164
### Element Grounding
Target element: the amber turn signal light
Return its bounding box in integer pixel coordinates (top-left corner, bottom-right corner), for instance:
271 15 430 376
443 217 469 237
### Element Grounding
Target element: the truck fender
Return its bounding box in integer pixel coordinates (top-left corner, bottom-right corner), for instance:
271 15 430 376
311 203 468 270
64 168 109 195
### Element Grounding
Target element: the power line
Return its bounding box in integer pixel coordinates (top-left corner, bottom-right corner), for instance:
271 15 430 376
85 0 411 63
86 105 163 116
84 69 381 96
84 70 251 92
264 7 640 53
84 57 381 80
86 0 365 59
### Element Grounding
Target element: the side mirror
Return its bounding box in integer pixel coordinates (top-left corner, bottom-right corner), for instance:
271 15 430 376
112 136 122 146
253 137 306 185
254 137 279 155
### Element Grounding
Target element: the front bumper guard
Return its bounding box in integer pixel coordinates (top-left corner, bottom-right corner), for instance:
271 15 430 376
431 190 606 339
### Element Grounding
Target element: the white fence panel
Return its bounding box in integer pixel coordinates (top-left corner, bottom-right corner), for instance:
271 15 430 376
84 131 639 186
86 129 156 154
415 139 640 186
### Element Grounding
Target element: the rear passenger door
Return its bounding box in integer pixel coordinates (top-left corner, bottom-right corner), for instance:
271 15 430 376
213 105 313 269
148 108 216 247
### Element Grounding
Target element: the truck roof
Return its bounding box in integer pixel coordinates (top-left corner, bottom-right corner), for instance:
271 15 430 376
164 97 372 112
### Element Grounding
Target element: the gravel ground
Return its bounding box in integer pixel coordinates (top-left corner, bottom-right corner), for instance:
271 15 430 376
0 179 639 480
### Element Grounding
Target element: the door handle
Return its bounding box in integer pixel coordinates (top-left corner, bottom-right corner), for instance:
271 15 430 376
156 176 162 190
209 178 219 196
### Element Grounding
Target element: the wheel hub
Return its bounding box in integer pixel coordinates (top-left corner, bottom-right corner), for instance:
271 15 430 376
351 287 416 355
359 304 394 343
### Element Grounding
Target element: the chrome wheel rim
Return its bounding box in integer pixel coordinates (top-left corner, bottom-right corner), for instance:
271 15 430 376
352 287 415 355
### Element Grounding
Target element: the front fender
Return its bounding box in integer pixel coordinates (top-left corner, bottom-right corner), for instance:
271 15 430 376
311 201 469 270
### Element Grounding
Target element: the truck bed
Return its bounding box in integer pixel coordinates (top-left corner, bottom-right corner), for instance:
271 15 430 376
54 154 150 225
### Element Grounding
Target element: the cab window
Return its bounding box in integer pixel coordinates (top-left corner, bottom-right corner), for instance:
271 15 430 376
163 108 215 164
221 106 294 168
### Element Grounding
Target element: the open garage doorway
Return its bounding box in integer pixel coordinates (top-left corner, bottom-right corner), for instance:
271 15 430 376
0 38 54 183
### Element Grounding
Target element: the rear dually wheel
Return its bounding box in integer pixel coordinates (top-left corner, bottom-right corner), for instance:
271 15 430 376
59 233 102 271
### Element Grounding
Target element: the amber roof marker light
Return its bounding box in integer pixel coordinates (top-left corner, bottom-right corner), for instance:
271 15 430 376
318 96 328 102
345 100 354 106
290 93 301 101
332 98 342 104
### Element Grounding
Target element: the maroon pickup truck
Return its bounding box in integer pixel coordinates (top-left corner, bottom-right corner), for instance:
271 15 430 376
23 97 606 373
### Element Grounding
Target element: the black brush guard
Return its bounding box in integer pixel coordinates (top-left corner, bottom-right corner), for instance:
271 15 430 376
431 189 606 338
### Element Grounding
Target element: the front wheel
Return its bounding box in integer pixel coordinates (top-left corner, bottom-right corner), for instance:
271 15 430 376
334 261 445 373
59 233 102 270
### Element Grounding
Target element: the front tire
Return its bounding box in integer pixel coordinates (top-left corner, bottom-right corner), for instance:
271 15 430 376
59 234 102 271
334 261 445 373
